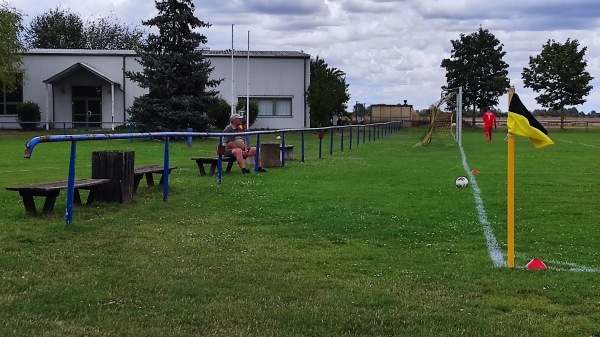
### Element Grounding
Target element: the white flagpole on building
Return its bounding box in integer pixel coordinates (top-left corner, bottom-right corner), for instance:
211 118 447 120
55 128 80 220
231 24 235 115
246 30 250 131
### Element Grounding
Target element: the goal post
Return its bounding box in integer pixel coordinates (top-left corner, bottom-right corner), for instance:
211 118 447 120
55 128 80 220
456 86 463 145
443 86 463 145
414 86 463 147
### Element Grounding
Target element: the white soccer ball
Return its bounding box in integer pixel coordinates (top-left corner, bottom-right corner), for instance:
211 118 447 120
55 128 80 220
455 176 469 188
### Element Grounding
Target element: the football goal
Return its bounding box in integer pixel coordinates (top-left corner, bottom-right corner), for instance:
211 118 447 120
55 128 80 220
414 86 463 147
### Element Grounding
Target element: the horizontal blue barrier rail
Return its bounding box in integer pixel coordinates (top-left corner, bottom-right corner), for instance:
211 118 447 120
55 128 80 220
20 122 403 224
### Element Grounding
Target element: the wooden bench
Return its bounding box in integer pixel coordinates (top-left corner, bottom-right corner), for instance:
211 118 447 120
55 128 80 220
6 178 110 215
133 165 177 192
191 157 236 176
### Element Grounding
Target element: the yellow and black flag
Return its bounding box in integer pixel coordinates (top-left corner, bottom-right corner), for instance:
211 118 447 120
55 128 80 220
507 93 554 148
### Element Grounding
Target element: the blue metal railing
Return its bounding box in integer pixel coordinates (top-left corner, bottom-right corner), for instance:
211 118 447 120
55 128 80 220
22 121 403 224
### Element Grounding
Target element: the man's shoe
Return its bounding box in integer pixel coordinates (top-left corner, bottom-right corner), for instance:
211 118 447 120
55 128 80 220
257 167 267 173
242 168 251 174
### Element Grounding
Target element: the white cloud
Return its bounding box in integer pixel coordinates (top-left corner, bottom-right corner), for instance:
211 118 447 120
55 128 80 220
8 0 600 112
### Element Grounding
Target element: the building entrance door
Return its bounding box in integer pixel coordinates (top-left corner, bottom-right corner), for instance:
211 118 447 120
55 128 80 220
72 86 102 128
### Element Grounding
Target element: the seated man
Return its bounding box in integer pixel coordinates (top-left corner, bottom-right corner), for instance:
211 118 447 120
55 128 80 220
222 113 267 174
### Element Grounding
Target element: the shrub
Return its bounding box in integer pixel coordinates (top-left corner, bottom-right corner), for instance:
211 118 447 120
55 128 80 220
206 98 231 130
127 95 214 132
235 101 258 127
115 123 137 132
16 101 41 131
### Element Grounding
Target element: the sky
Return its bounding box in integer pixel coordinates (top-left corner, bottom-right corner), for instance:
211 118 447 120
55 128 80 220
8 0 600 113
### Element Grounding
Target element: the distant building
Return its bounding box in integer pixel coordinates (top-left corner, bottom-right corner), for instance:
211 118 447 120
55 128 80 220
1 49 310 130
369 100 415 125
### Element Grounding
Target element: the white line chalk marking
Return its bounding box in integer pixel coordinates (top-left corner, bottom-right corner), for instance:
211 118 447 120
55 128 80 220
458 143 505 268
459 143 597 272
557 139 600 149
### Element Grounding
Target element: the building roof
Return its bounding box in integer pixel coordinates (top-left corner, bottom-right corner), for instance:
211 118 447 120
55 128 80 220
371 103 414 107
23 48 310 59
43 62 122 90
206 50 310 58
24 49 137 56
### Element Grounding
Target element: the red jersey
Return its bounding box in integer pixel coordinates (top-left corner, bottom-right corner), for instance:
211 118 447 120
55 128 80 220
483 111 496 128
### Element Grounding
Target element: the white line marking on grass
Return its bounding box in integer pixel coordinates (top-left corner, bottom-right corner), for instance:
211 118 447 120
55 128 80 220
545 260 599 272
515 254 599 272
458 144 506 268
557 139 600 149
460 143 599 272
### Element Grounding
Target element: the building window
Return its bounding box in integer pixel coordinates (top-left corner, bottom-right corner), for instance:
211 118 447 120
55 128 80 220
240 97 292 116
1 84 23 115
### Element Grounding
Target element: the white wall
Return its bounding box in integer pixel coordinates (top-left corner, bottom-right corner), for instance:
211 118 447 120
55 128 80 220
210 54 310 129
10 49 310 130
21 51 142 128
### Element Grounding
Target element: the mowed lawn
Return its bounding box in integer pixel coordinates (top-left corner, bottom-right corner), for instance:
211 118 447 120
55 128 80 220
1 126 599 337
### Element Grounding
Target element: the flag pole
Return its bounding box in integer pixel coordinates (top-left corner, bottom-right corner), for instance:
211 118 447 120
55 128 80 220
231 24 235 115
245 31 251 150
507 87 515 268
246 30 250 132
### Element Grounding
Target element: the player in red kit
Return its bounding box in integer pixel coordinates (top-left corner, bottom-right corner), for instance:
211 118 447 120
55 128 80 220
482 108 497 142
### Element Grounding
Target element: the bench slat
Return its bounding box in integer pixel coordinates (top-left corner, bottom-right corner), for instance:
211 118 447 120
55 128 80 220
191 157 235 176
6 178 110 215
134 165 176 175
6 178 110 192
133 165 177 191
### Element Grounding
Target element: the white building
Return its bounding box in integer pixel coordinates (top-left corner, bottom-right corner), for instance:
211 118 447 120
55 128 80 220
1 49 310 130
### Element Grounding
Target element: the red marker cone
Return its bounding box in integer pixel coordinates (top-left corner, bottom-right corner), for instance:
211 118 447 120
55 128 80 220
525 258 547 270
471 169 479 174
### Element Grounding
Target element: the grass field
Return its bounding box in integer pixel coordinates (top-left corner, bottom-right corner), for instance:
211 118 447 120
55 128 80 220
1 126 599 336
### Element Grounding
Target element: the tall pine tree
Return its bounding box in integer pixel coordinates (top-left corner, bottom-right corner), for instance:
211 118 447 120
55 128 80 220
126 0 221 132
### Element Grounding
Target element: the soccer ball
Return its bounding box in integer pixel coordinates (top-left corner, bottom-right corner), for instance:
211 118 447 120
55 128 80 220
455 176 469 188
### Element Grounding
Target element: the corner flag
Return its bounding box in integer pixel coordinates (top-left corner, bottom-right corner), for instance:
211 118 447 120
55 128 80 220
507 93 554 148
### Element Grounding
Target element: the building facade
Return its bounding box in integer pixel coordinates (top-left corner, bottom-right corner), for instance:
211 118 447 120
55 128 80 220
1 49 310 130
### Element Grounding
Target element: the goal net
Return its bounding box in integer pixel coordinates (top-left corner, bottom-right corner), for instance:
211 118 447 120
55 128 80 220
414 91 460 147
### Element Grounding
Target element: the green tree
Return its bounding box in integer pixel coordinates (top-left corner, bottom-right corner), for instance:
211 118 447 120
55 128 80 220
206 98 231 130
83 14 145 50
235 101 258 128
441 27 510 128
16 101 41 130
352 102 368 117
126 0 221 132
307 56 350 127
23 6 144 50
0 4 25 92
522 38 593 129
23 6 85 48
205 99 258 131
